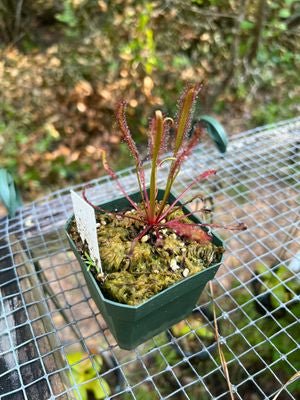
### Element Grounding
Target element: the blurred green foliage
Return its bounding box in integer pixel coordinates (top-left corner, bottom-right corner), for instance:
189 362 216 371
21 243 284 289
0 0 299 199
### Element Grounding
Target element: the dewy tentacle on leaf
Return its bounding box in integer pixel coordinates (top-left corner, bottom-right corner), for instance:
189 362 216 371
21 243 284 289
116 101 149 214
100 149 138 210
173 83 203 155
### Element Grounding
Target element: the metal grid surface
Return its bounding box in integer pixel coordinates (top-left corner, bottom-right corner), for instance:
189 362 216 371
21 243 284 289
0 117 299 400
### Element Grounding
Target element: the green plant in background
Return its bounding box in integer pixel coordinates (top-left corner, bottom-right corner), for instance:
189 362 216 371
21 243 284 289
66 352 111 400
172 315 214 341
121 2 159 74
254 263 300 309
55 0 78 29
226 268 300 396
55 0 89 39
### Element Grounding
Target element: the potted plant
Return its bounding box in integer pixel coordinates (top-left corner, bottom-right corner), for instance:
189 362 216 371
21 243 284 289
65 84 246 350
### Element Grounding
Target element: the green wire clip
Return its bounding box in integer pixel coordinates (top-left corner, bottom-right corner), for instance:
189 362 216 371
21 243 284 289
0 169 22 217
198 115 228 153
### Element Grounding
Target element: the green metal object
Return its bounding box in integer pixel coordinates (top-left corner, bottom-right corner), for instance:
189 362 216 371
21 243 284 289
65 190 223 350
199 115 228 153
0 169 22 217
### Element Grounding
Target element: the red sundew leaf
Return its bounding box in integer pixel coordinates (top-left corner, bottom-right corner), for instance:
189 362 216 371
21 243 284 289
171 123 203 176
100 149 138 210
195 169 217 182
166 221 212 243
116 100 149 208
173 83 203 155
116 101 140 163
160 116 173 157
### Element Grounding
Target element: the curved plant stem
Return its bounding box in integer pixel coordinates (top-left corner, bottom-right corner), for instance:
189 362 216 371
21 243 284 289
272 372 300 400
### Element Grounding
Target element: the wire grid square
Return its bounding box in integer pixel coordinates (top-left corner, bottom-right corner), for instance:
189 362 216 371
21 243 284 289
0 117 299 399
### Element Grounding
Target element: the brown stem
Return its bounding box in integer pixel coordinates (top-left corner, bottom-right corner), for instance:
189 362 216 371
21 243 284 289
247 0 267 64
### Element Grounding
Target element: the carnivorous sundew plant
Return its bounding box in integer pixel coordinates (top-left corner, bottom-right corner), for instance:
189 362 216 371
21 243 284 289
71 83 247 305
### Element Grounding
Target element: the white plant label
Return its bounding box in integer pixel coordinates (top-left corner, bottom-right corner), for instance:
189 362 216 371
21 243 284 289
70 190 102 274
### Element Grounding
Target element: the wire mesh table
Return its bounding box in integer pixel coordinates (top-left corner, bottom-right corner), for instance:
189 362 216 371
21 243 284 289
1 118 299 400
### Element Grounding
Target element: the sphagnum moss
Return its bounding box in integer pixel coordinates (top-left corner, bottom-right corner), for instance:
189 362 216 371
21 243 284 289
70 201 224 306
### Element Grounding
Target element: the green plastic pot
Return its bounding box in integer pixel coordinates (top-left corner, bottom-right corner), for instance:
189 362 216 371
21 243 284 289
65 189 223 350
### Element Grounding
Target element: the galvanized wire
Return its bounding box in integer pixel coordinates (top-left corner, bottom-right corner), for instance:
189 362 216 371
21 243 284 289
0 117 299 399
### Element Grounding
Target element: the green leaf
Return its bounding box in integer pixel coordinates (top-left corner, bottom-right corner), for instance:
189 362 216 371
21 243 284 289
279 9 291 18
55 1 77 28
66 352 103 381
271 285 288 308
255 263 268 275
85 378 111 399
240 20 254 30
78 386 88 400
195 327 214 339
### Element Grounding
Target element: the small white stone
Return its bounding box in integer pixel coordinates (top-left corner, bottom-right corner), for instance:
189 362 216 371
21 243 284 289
170 259 179 271
97 273 105 281
100 220 107 225
182 268 189 277
25 218 34 228
161 219 166 224
161 229 167 235
141 235 149 242
181 247 186 253
96 223 100 228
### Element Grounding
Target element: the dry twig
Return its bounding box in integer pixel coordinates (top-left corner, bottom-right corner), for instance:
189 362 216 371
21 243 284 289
210 281 235 400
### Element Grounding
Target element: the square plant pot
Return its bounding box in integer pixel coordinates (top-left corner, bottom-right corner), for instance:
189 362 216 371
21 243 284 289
65 189 224 350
